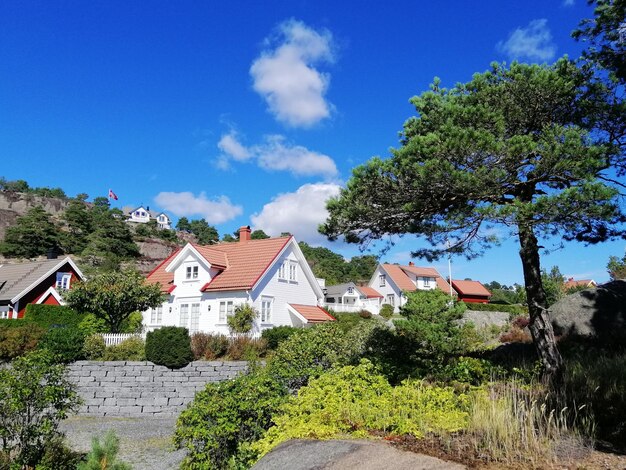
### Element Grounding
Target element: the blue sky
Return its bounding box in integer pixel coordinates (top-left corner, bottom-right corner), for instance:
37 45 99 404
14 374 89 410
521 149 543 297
1 0 623 285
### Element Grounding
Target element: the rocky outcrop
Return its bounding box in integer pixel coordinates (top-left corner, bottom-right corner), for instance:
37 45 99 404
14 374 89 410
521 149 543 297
549 280 626 342
0 191 69 239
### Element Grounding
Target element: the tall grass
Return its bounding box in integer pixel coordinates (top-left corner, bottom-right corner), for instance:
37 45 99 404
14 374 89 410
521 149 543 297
465 379 594 466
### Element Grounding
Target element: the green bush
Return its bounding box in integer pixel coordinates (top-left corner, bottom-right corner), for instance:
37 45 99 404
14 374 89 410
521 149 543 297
0 350 80 468
83 334 106 360
227 303 257 335
205 334 230 360
175 369 287 469
461 302 527 316
120 311 144 333
38 327 86 363
358 309 372 319
379 304 394 319
37 436 84 470
78 313 108 336
261 326 298 350
440 356 493 385
0 323 45 360
146 326 193 369
333 312 372 332
252 360 471 460
103 336 145 361
24 304 85 330
78 431 131 470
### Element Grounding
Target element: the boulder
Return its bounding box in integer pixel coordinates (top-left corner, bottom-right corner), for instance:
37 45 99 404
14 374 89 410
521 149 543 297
549 280 626 342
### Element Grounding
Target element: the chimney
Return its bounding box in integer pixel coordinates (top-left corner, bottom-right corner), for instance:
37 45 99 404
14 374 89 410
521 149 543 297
47 247 58 260
408 261 415 267
239 226 251 243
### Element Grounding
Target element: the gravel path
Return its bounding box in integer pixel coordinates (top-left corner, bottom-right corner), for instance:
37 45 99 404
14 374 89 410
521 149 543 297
60 416 185 470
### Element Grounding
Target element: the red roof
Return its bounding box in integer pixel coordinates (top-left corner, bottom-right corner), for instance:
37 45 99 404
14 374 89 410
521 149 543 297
147 237 292 293
381 263 453 293
451 280 491 297
288 304 335 322
358 286 383 298
563 279 596 290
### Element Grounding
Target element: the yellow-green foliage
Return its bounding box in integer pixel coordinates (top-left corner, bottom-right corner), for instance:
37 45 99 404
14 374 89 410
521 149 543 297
253 360 471 458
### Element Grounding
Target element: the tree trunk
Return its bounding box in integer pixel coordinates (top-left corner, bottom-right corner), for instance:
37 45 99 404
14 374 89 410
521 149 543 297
517 223 564 382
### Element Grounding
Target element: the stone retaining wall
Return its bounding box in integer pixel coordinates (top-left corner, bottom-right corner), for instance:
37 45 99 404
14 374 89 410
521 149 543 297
68 360 249 416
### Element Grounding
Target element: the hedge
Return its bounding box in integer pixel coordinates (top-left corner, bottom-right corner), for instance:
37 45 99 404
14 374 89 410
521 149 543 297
24 304 86 330
461 302 527 315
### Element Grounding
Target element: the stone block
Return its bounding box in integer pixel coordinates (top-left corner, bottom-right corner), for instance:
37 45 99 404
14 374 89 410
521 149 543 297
168 398 185 407
103 361 126 366
142 406 165 413
115 390 142 399
99 375 116 382
134 376 153 382
118 406 143 416
95 390 114 398
78 376 96 383
205 361 224 366
100 406 121 415
83 397 104 406
116 398 137 406
178 389 198 398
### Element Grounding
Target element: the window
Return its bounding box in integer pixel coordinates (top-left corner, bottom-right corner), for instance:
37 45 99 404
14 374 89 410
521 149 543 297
387 294 395 306
379 274 386 287
55 272 71 290
423 277 431 287
289 261 297 282
190 303 200 333
150 306 163 324
0 310 8 320
186 265 199 280
179 304 190 328
219 301 234 323
278 261 286 280
261 297 273 323
347 287 354 294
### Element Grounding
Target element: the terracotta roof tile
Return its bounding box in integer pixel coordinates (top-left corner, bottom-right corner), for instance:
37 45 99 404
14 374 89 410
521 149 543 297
451 280 491 297
381 264 417 291
288 303 335 322
381 263 454 293
358 286 383 298
146 237 291 293
563 279 595 290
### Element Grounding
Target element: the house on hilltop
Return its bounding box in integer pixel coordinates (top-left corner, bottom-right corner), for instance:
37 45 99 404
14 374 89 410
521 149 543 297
123 206 172 229
367 262 453 313
143 226 334 336
563 278 597 291
450 279 492 304
0 256 84 319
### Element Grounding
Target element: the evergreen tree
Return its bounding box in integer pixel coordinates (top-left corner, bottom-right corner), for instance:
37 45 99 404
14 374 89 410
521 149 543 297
0 206 61 258
61 198 93 254
251 229 270 240
176 216 191 232
188 219 219 245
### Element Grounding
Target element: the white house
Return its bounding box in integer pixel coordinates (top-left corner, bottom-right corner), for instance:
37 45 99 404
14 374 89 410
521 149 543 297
324 282 383 314
125 206 172 229
368 262 454 313
143 226 334 336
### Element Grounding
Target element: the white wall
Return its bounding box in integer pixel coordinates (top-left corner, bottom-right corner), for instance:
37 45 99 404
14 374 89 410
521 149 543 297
367 265 407 313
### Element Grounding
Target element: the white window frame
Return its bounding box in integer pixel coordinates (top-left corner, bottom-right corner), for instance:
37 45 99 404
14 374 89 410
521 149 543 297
278 261 286 280
260 296 273 323
347 287 354 294
387 294 395 306
190 303 200 333
288 261 297 282
56 273 72 290
179 303 190 328
218 300 234 323
379 274 386 287
0 310 8 320
150 306 163 325
423 277 431 287
186 265 199 280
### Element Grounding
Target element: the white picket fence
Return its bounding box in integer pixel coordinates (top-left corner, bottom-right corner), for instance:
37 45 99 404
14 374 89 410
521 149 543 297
101 333 146 347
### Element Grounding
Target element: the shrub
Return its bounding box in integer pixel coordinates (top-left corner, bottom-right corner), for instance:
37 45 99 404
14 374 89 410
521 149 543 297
358 309 372 319
440 357 493 385
175 369 286 469
24 304 85 329
0 350 80 468
103 336 145 361
191 332 210 360
379 304 394 319
37 436 84 470
78 431 131 470
120 311 144 334
253 360 471 460
38 327 86 363
500 325 533 344
83 334 106 360
78 313 108 336
227 303 257 335
261 326 298 350
0 323 45 360
226 337 267 360
204 334 230 360
146 326 193 369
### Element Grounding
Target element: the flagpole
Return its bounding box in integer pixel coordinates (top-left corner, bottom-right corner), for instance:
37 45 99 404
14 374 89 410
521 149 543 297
447 238 453 298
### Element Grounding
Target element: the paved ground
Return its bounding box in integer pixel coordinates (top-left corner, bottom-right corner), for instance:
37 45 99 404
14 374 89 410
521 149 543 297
60 416 185 470
253 439 466 470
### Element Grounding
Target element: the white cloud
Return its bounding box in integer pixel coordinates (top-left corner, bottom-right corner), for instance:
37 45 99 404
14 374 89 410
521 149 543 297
250 19 335 127
251 182 341 244
154 191 243 225
563 0 574 6
216 132 338 178
497 19 557 62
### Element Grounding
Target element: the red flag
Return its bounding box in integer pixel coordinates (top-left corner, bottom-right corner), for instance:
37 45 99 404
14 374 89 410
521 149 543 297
108 189 118 200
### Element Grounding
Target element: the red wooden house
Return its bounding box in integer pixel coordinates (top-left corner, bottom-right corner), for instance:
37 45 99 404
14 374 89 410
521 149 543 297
451 279 492 304
0 256 84 319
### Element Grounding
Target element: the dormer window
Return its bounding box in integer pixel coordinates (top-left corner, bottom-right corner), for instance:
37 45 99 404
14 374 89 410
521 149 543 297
289 261 297 282
56 272 71 290
278 261 286 280
186 265 199 280
347 287 354 294
379 274 386 287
